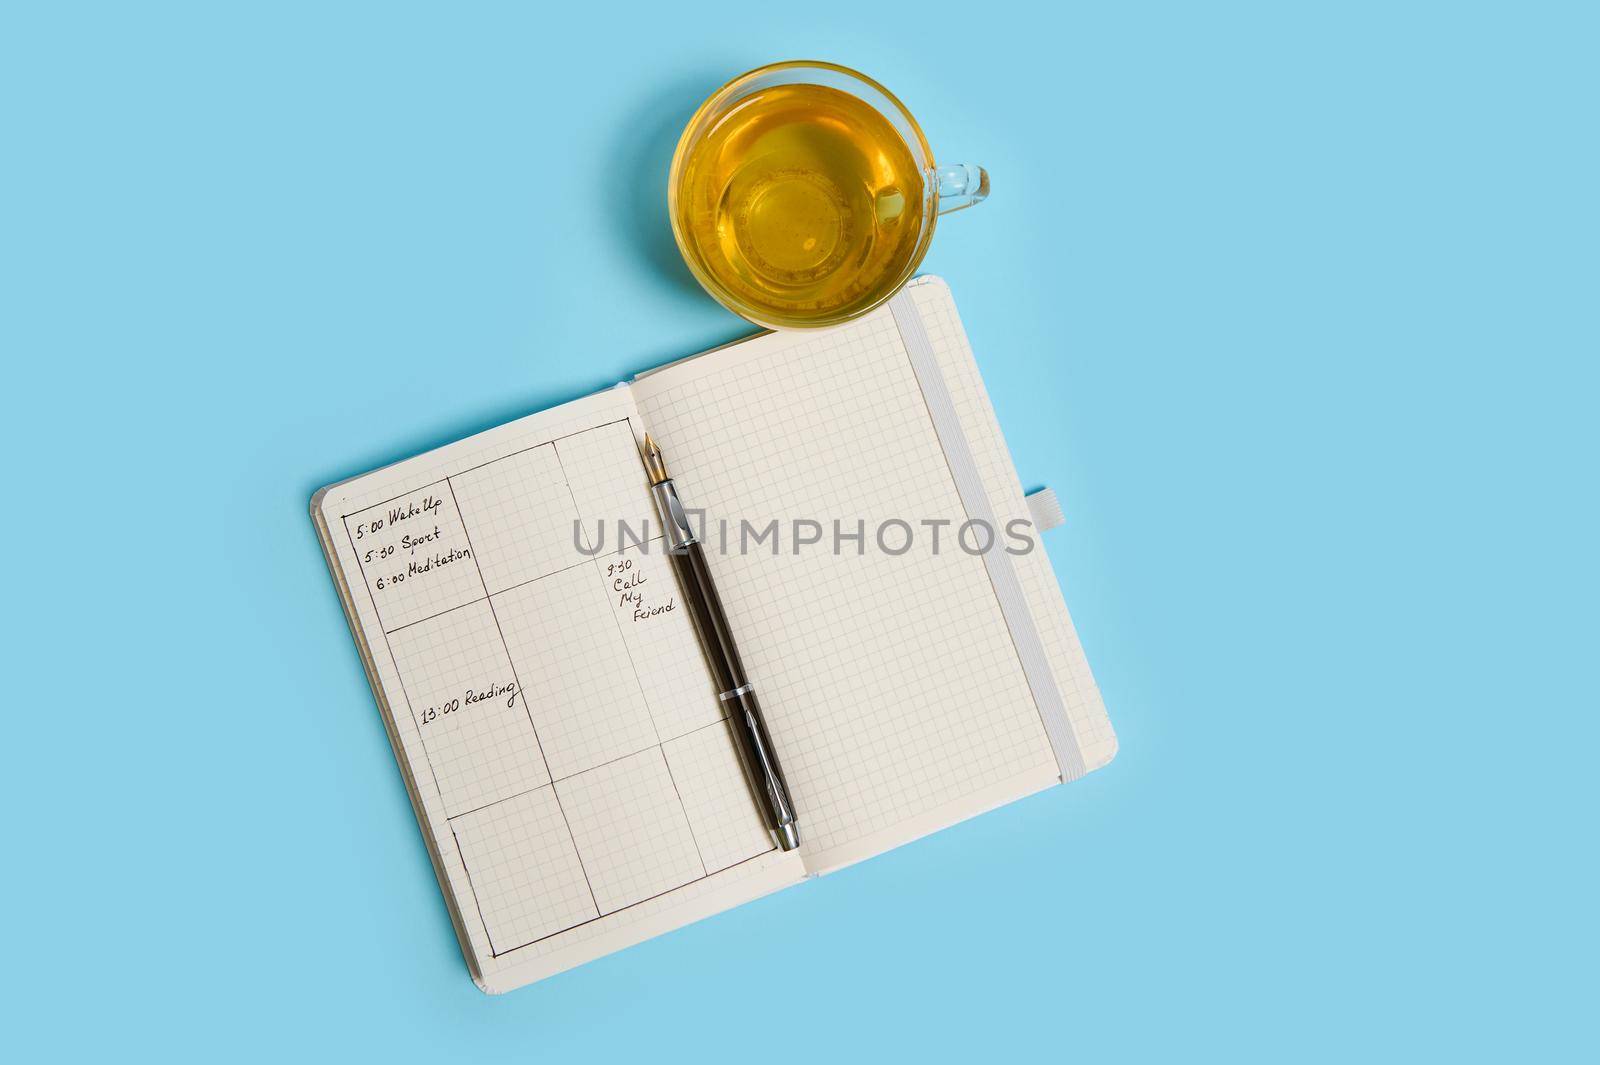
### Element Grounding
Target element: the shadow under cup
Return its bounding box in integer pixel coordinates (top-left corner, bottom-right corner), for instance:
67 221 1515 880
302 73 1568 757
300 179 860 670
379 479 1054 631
668 60 989 330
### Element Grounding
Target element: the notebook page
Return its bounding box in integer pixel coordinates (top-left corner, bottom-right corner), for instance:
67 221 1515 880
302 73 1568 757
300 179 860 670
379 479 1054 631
633 302 1064 873
314 387 804 992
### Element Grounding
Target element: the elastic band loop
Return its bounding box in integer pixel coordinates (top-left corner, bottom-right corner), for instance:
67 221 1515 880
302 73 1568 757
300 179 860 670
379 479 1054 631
888 291 1086 781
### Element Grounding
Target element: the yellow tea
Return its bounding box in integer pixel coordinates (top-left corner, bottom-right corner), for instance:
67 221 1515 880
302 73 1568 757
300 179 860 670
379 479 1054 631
673 83 928 327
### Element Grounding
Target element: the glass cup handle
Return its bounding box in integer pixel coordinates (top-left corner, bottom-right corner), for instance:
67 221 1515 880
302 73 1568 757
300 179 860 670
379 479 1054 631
934 163 990 215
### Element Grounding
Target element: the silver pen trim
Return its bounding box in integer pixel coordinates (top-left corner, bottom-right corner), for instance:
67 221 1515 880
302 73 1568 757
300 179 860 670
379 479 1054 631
649 478 697 549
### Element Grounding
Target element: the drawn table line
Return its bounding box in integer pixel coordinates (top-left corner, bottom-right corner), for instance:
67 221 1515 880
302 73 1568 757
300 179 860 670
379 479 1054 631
374 540 673 637
442 715 734 822
443 472 603 922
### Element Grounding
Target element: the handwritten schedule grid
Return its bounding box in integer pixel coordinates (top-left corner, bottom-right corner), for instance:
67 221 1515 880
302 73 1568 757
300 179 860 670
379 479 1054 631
339 417 772 957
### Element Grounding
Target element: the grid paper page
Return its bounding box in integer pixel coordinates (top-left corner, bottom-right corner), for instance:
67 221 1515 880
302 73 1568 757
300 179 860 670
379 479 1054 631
315 387 803 991
634 301 1065 871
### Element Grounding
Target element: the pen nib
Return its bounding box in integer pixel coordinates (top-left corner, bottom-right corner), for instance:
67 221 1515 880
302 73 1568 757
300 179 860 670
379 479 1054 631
641 433 669 485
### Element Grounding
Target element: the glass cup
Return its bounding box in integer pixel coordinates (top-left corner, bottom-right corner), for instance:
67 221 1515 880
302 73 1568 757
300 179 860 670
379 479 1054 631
668 60 989 330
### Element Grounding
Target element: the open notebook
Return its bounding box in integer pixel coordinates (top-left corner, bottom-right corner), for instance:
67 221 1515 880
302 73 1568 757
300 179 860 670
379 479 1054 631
312 277 1117 992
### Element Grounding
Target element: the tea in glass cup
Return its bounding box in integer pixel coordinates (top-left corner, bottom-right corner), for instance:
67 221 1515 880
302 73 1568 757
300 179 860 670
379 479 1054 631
669 62 989 329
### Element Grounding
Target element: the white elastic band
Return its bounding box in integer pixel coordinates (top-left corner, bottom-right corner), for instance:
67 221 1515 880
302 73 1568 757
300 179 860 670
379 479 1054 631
889 291 1087 781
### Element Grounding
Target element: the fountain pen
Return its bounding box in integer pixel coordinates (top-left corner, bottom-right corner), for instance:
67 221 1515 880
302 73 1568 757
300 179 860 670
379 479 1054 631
641 433 801 851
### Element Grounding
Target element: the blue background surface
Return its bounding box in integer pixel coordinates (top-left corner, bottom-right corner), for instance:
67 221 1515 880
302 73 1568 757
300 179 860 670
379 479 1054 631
4 2 1594 1060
